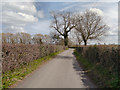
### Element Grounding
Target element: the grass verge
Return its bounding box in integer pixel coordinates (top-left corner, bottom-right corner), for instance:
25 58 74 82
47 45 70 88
2 50 65 89
74 50 119 88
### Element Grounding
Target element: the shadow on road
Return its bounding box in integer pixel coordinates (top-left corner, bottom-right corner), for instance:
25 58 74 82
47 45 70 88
72 53 96 88
56 54 74 60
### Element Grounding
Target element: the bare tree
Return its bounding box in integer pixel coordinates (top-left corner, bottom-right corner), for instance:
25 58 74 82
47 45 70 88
74 30 83 45
50 31 63 45
42 35 51 44
69 30 82 46
74 10 109 45
2 33 14 43
33 34 43 44
2 33 7 43
50 11 75 46
19 33 31 44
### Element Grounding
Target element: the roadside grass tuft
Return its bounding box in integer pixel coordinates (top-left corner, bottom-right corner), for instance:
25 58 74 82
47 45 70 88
2 50 64 89
74 50 119 88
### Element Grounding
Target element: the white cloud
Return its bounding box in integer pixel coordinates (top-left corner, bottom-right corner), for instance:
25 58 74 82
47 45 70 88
60 4 79 11
2 0 35 2
2 2 38 33
37 10 44 18
2 11 38 25
103 5 118 37
89 7 118 44
89 8 104 16
25 20 53 35
2 2 37 15
4 26 25 33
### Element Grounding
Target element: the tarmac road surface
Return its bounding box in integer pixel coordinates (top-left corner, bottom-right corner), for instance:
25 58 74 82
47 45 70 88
16 49 96 88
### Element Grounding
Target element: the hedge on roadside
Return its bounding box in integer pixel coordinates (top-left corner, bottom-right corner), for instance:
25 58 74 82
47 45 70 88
76 45 119 87
2 43 67 72
76 45 119 74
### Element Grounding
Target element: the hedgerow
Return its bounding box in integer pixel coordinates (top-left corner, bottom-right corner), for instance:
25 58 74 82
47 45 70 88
2 43 67 73
75 45 119 88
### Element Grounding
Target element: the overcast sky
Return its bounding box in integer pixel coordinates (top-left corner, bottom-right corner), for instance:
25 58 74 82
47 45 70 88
1 0 119 44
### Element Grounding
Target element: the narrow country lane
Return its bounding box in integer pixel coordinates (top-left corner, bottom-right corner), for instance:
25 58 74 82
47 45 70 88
15 49 96 88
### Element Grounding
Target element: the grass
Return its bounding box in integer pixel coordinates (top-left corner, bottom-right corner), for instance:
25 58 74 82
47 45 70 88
2 50 65 89
74 50 119 88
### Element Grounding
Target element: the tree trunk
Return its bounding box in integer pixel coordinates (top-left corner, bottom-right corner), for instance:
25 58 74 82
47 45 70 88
84 40 87 46
64 35 68 46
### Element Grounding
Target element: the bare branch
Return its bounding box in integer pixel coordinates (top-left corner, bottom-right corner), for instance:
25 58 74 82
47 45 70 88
50 11 75 46
75 10 109 45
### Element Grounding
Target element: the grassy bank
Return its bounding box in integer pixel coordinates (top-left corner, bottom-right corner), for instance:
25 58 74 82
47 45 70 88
2 50 65 89
74 50 119 88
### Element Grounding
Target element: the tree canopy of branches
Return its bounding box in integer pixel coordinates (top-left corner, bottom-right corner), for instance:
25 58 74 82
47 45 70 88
32 34 43 44
50 31 64 45
2 10 109 46
74 10 109 45
74 30 83 45
2 33 31 44
50 11 75 46
2 33 54 45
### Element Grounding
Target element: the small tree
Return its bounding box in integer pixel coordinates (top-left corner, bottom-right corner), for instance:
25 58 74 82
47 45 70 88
19 33 31 44
74 30 82 45
2 33 7 43
50 31 61 44
50 11 75 46
69 30 82 46
42 35 51 44
33 34 43 44
75 10 109 45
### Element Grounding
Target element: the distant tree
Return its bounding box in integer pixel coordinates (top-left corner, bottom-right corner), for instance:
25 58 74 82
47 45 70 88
2 33 14 43
42 35 51 44
19 33 31 44
74 10 109 45
33 34 43 44
50 11 75 46
2 33 7 43
75 32 82 45
50 31 64 45
14 33 21 43
69 30 82 46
